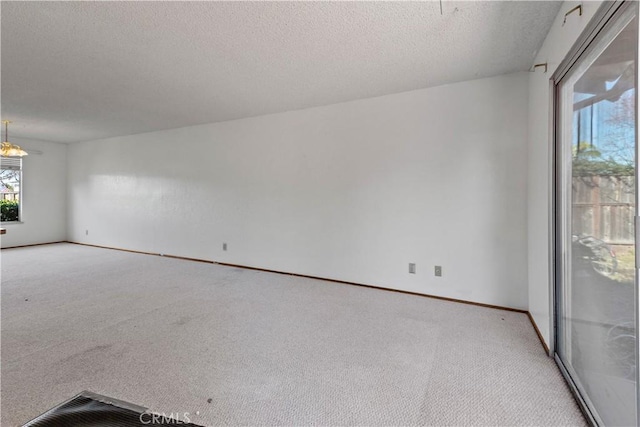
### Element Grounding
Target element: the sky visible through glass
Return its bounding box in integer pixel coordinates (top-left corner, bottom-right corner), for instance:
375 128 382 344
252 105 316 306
573 85 635 167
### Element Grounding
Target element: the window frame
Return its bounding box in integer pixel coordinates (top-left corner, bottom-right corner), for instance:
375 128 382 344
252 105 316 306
0 156 23 224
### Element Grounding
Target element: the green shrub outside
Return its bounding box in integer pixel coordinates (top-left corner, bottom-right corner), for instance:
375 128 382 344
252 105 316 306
0 199 19 222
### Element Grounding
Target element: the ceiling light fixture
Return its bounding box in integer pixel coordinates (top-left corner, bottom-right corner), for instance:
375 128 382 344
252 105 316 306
1 120 28 157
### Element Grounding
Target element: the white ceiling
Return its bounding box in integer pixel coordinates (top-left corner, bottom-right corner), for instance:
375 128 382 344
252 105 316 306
1 1 561 143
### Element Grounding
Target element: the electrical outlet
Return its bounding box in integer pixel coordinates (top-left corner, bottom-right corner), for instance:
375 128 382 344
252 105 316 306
409 263 416 274
85 230 88 236
223 243 227 251
435 266 442 277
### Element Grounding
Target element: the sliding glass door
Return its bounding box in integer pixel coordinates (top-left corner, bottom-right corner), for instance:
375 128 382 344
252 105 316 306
555 2 638 425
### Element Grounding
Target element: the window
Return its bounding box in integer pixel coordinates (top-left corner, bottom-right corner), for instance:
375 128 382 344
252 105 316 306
1 156 22 222
554 2 638 425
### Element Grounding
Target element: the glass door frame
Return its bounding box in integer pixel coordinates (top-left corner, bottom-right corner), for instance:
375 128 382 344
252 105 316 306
552 1 639 425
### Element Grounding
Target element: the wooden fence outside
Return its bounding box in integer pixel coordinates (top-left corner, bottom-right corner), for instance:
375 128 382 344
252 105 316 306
1 191 18 201
572 175 635 244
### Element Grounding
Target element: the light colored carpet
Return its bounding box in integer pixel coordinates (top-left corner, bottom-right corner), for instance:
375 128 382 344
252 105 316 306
1 243 585 426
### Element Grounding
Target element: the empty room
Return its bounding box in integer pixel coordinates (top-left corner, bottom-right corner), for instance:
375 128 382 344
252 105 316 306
1 1 638 426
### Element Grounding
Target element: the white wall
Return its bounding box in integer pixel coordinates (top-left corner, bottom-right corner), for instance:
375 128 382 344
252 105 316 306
68 72 529 309
527 0 603 347
1 137 68 247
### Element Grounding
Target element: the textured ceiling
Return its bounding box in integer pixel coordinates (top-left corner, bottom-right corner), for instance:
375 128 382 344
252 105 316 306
1 1 562 143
